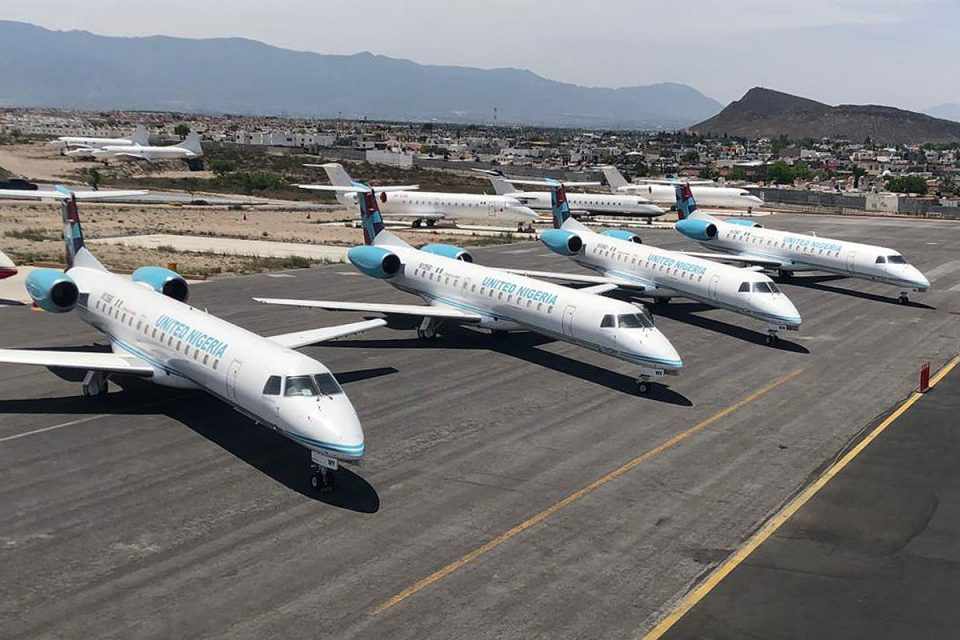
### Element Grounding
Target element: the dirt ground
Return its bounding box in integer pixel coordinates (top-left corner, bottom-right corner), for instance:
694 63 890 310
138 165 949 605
0 202 512 277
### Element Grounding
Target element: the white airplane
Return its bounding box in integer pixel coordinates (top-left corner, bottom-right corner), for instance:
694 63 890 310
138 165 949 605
53 125 150 151
0 187 386 491
90 131 204 162
254 181 683 393
303 163 537 228
0 249 16 280
672 184 930 304
484 173 666 221
601 166 765 212
498 181 802 344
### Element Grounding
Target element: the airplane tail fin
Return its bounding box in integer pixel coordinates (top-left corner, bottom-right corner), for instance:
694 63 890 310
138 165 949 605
319 163 358 207
489 177 517 196
675 183 712 221
356 184 410 248
131 124 149 146
601 165 629 192
176 131 203 154
58 186 106 271
547 182 573 229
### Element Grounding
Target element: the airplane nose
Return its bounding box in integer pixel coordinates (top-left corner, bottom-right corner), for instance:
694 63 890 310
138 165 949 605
642 329 683 371
288 398 366 460
913 269 930 290
775 296 802 327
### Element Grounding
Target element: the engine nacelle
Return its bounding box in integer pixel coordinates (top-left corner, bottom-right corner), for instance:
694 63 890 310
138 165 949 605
132 266 189 302
602 229 642 244
675 218 718 241
419 243 474 262
26 268 79 313
540 229 584 256
725 218 763 228
347 245 402 279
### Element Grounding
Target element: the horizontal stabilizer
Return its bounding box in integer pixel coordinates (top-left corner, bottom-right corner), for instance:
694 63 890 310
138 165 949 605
268 319 388 348
297 184 419 193
253 298 483 322
0 349 154 376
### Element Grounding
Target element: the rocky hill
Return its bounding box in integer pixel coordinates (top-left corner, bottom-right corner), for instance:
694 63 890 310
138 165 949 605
693 87 960 143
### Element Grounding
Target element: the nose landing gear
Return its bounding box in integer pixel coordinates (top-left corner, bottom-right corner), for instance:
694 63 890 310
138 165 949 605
309 451 339 493
635 367 665 394
898 292 910 305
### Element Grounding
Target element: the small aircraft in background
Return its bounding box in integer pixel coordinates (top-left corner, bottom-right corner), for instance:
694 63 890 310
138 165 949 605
89 131 204 163
0 186 384 491
600 166 765 212
53 124 150 152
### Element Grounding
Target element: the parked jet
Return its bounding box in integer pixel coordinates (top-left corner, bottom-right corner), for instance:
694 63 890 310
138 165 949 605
0 249 16 279
672 184 930 304
0 187 385 490
497 181 801 344
90 131 204 162
255 181 683 392
53 125 149 151
484 172 665 220
601 166 765 212
303 163 537 228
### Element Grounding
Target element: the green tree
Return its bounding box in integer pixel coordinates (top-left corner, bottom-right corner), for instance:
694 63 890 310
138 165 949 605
885 175 928 195
174 124 191 139
86 168 101 191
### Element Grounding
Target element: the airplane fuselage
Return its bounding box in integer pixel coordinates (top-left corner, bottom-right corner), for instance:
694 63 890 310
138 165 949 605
378 244 682 371
69 266 364 460
624 184 763 211
518 191 664 217
341 191 536 223
91 146 199 161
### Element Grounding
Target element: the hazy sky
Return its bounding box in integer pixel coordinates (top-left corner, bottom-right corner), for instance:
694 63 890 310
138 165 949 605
3 0 956 110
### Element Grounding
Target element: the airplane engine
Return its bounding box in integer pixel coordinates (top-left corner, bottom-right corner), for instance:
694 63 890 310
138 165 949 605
602 229 642 244
675 218 718 241
25 268 79 313
132 266 189 302
725 219 763 229
347 245 402 279
419 243 474 262
540 229 583 256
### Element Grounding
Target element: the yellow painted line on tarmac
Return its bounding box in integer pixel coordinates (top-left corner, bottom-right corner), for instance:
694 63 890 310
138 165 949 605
372 368 806 615
642 354 960 640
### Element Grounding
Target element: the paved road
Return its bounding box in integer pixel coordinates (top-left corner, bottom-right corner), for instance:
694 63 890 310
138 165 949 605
1 213 958 639
664 361 960 640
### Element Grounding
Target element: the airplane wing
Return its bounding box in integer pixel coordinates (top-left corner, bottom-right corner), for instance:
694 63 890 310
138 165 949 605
495 268 650 292
253 298 484 322
680 252 786 269
0 349 154 376
268 318 388 349
0 189 148 201
109 152 149 160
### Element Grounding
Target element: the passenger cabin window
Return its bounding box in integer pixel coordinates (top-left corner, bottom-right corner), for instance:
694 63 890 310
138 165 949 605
285 375 319 397
263 376 282 396
738 282 751 292
601 314 616 328
313 373 344 396
887 255 907 264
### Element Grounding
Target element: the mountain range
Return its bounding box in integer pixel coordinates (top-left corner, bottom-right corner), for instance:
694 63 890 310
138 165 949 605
926 103 960 123
693 88 960 144
0 21 721 129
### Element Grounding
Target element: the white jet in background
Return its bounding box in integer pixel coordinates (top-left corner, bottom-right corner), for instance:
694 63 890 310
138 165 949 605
601 166 765 212
483 172 666 221
498 180 802 344
672 184 930 304
90 131 204 162
0 249 16 279
255 179 683 393
53 125 150 151
0 186 385 491
303 163 537 228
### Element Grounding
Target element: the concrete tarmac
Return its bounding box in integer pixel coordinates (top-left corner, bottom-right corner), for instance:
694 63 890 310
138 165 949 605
1 213 959 639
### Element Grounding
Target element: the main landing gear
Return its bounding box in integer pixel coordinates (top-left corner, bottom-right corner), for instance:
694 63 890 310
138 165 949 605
898 291 910 305
635 367 665 394
777 269 793 281
309 451 338 493
417 317 442 340
81 371 109 397
412 218 437 228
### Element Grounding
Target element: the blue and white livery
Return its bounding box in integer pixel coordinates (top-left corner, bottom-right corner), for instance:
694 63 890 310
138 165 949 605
255 181 684 393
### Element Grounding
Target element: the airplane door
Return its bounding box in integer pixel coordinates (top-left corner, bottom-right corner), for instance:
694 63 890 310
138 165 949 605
709 275 721 300
562 305 576 337
845 250 857 273
226 359 242 400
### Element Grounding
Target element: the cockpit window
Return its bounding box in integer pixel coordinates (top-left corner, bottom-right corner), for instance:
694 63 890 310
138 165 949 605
887 255 907 264
285 375 319 397
752 282 773 293
738 282 751 292
262 375 282 396
875 256 887 264
601 314 616 328
313 373 344 396
618 312 654 329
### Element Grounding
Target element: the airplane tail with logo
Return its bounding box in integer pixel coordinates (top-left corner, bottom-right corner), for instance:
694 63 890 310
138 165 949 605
356 184 410 249
131 125 149 146
674 183 714 222
176 131 203 155
600 165 630 192
58 187 107 271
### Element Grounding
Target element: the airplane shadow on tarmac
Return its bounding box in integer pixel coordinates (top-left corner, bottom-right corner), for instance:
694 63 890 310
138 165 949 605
0 359 393 512
327 326 693 406
777 274 937 310
643 300 810 354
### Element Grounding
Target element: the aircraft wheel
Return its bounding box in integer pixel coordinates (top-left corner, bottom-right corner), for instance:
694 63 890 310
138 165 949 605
636 381 650 394
412 219 423 228
766 334 777 346
426 219 437 227
899 294 909 305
